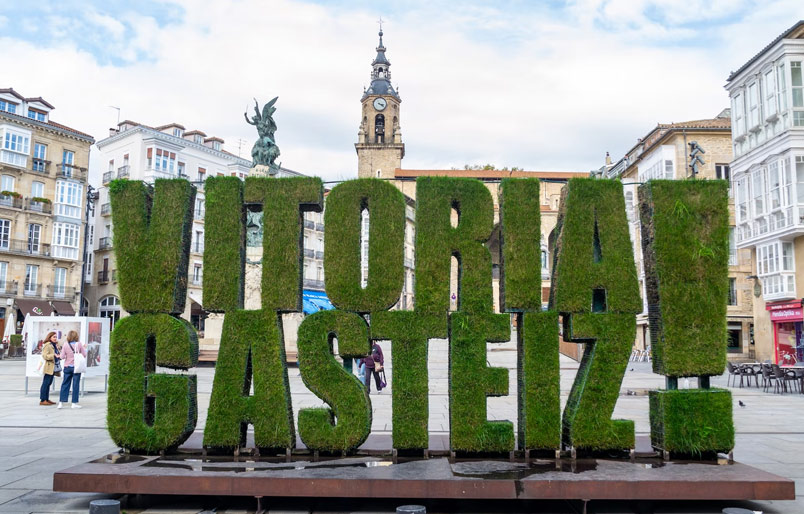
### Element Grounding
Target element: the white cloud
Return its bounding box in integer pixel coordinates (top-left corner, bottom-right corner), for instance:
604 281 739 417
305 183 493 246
3 1 804 182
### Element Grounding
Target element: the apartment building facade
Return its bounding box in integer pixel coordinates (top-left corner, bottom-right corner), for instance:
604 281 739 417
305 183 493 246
86 120 252 344
0 88 94 336
726 20 804 364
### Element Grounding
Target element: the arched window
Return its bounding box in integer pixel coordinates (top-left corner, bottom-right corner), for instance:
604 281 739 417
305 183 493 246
99 295 121 330
374 114 385 143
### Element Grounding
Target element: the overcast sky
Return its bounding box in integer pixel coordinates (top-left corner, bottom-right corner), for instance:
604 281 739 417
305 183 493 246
2 0 804 181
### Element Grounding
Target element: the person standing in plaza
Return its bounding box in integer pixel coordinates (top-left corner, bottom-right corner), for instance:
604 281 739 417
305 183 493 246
371 341 386 391
362 354 379 393
363 342 386 393
58 330 86 409
39 331 60 406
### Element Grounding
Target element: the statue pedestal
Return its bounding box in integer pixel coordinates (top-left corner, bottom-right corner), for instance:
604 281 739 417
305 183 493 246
250 165 276 177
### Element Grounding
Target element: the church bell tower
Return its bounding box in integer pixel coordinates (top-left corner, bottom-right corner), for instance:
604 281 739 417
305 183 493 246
356 28 404 179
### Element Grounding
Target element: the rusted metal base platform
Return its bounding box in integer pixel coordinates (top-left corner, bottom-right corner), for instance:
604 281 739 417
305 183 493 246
54 452 794 501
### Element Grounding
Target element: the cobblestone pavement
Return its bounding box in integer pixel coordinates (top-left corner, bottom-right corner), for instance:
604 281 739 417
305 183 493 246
0 333 802 513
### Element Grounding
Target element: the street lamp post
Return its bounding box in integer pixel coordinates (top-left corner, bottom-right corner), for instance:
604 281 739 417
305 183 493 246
79 184 99 316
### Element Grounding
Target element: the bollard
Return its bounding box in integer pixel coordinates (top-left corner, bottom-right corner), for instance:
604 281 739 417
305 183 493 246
89 499 120 514
396 505 426 514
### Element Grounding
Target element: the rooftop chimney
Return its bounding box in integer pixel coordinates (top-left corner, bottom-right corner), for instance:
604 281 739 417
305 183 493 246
605 151 612 166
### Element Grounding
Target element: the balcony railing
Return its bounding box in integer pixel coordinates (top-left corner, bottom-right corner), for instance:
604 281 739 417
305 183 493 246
26 198 52 214
99 237 113 250
303 248 315 258
315 223 325 231
192 242 204 253
315 250 324 259
98 270 109 284
191 274 203 286
404 257 414 268
0 194 23 209
46 285 76 299
194 208 205 220
31 159 50 175
0 239 51 257
303 278 325 290
102 171 114 184
118 165 130 178
56 163 87 181
101 203 111 216
304 220 315 230
0 281 18 297
112 269 117 282
23 283 41 297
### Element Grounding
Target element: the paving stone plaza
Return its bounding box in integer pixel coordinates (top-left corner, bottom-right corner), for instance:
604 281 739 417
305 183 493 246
0 330 802 513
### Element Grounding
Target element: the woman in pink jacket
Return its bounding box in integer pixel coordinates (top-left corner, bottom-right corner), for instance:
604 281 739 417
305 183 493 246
58 330 86 409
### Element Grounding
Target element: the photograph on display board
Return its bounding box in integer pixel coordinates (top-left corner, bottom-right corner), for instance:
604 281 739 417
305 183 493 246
24 318 81 378
83 317 111 376
87 321 103 368
23 317 111 378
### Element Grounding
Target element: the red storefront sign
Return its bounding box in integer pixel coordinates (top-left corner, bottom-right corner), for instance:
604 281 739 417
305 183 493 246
767 300 804 322
770 308 804 321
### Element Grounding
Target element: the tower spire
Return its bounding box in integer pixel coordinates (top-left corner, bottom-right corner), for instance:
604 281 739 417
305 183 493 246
363 23 399 100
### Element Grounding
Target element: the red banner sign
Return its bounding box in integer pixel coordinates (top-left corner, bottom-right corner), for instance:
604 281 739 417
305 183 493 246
770 308 804 321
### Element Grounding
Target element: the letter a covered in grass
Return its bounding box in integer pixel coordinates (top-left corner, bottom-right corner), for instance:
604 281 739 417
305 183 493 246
551 178 641 452
203 310 295 451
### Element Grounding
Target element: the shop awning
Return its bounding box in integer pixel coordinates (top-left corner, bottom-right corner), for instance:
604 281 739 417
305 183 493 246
16 299 55 317
51 301 76 316
302 290 335 314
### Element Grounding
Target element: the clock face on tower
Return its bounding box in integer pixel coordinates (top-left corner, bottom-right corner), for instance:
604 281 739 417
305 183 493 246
373 97 387 111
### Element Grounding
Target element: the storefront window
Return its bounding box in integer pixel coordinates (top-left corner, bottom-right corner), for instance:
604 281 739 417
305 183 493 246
776 321 804 365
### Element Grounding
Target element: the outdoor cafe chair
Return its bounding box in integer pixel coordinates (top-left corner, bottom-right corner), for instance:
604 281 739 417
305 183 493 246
761 364 777 392
771 364 799 394
739 363 760 387
727 361 749 388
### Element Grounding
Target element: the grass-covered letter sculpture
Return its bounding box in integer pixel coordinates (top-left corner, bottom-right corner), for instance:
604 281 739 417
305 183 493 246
551 178 641 453
640 180 734 455
108 174 732 457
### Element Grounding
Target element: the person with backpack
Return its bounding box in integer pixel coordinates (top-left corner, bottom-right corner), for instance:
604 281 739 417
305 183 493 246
58 330 87 409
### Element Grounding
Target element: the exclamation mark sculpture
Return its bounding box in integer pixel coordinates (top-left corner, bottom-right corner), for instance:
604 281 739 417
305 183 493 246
639 180 735 456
